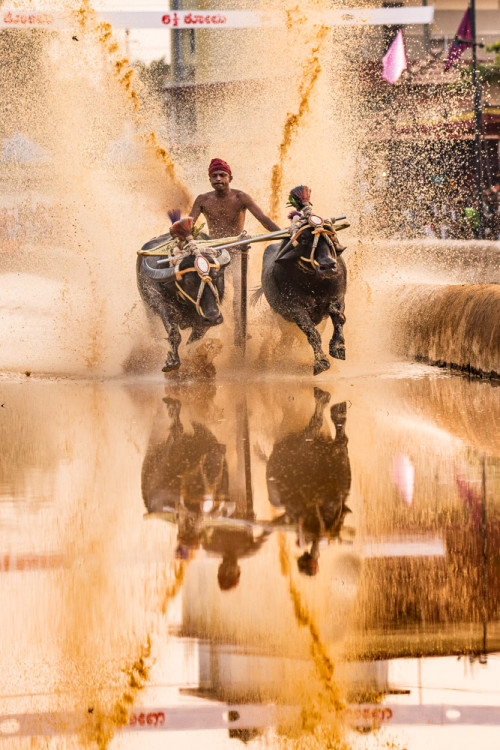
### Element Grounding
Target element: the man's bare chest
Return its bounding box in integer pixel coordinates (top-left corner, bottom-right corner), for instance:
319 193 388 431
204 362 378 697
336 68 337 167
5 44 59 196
202 197 244 219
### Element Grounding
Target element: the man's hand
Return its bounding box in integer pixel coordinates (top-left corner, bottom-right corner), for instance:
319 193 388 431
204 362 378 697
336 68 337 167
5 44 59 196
238 230 250 251
231 230 250 254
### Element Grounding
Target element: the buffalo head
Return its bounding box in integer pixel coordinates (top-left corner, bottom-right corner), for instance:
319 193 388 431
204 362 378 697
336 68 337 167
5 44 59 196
275 219 343 278
141 248 231 325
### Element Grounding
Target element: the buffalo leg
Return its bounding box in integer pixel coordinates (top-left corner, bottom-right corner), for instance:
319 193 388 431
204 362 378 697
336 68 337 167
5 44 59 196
330 401 347 443
304 388 330 438
156 304 181 372
292 310 330 375
186 323 208 346
328 299 346 361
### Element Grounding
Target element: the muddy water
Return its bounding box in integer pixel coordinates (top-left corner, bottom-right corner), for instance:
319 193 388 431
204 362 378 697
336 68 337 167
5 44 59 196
0 367 498 749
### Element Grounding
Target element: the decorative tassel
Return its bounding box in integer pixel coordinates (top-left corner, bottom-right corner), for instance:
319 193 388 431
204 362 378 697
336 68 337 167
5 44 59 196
193 221 206 239
167 209 182 224
170 217 194 239
287 185 312 210
288 209 302 220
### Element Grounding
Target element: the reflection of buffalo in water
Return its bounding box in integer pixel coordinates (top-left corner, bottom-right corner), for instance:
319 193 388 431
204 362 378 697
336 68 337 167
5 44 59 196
141 397 270 584
266 388 351 574
141 398 229 548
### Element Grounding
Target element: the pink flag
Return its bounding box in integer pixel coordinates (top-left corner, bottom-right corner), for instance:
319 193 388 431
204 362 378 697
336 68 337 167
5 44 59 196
392 455 415 506
445 8 472 70
382 29 407 84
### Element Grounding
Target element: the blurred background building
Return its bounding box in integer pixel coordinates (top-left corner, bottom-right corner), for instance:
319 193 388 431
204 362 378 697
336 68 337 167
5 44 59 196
159 1 500 237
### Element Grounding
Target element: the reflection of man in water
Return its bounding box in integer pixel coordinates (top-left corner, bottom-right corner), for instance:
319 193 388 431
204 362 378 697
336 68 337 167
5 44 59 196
189 159 280 343
267 388 352 576
201 525 270 591
141 396 270 581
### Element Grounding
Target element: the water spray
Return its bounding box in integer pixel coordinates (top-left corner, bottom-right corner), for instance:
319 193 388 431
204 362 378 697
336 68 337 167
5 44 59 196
74 1 191 210
269 17 330 221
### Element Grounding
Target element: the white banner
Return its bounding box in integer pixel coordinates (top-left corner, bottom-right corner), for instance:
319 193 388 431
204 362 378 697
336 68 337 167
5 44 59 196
0 9 63 28
326 6 435 26
101 10 264 30
0 7 435 30
101 8 436 29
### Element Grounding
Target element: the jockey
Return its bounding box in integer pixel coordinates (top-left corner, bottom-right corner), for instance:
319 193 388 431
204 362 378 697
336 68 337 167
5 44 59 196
189 158 280 239
189 159 280 344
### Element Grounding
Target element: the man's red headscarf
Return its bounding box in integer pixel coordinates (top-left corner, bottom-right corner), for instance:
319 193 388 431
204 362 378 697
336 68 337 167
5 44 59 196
208 158 232 177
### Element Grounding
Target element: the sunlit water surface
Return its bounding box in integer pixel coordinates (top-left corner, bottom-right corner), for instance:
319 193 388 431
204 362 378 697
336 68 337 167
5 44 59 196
0 367 498 749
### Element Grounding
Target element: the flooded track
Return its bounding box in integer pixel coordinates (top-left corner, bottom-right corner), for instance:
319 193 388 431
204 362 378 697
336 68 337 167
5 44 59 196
0 366 499 748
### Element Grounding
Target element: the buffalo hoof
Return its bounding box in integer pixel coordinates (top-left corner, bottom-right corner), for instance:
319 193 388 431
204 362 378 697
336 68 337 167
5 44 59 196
331 402 347 426
314 387 331 406
162 358 181 373
163 396 181 417
330 343 346 360
313 358 330 376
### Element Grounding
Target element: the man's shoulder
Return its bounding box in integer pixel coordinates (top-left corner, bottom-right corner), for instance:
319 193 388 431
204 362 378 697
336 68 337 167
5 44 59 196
194 190 215 203
232 189 252 203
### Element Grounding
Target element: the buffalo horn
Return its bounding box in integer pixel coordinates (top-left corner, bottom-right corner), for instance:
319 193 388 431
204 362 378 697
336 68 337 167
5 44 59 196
140 232 172 253
218 249 231 266
274 238 295 262
141 257 177 282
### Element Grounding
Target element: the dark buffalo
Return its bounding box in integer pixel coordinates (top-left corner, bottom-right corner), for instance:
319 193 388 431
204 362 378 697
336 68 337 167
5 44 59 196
266 388 351 575
137 221 231 372
261 189 347 375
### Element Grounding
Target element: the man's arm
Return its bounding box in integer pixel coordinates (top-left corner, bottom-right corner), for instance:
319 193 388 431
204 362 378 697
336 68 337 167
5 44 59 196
189 195 203 223
241 193 281 232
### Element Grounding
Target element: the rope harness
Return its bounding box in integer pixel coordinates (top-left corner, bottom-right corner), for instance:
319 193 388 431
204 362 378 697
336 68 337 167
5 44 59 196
180 451 226 506
285 208 339 271
173 255 223 318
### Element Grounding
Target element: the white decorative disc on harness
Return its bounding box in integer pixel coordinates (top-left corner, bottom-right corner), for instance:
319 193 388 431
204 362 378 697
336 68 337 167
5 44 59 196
309 214 323 227
195 255 210 276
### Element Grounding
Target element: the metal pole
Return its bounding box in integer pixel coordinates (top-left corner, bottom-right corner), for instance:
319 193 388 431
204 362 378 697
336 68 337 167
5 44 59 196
242 397 254 520
239 249 248 356
233 249 249 354
171 0 183 82
422 0 431 54
470 0 485 238
480 453 488 661
233 395 254 520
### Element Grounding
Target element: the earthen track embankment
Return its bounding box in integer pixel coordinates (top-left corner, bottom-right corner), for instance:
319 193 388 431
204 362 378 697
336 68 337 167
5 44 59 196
357 240 500 378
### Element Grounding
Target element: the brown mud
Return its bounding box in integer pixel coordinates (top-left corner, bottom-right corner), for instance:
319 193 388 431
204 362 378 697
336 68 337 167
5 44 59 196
0 4 499 747
269 21 330 221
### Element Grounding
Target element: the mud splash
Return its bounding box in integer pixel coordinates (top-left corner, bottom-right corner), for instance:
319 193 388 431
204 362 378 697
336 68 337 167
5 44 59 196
87 639 152 749
269 20 330 221
85 559 187 749
74 1 191 211
277 534 345 743
0 2 192 376
393 283 500 378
